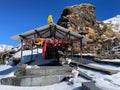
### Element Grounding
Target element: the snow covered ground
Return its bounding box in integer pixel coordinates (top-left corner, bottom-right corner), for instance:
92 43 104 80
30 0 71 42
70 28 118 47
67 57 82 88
0 81 83 90
88 61 120 70
102 59 120 62
79 67 120 90
0 48 87 90
0 65 87 90
0 48 120 90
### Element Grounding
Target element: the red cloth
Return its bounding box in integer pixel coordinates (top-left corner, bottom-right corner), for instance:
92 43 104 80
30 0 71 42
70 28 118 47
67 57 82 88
42 39 47 58
54 39 59 47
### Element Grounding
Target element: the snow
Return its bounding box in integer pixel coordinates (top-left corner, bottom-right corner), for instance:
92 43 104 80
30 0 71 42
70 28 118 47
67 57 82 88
104 15 120 32
1 47 120 90
76 58 120 72
75 53 96 56
13 48 49 65
0 48 87 90
74 58 120 70
13 48 42 58
0 44 13 52
88 62 120 70
0 64 86 90
71 57 120 90
78 65 120 90
95 72 120 90
102 59 120 62
0 82 81 90
0 65 15 79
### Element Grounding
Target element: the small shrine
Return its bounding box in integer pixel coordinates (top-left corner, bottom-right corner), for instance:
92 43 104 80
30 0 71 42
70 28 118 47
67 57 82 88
0 16 91 86
11 22 88 65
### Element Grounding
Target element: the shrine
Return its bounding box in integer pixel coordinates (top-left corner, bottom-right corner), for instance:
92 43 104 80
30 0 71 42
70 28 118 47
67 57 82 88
11 22 90 65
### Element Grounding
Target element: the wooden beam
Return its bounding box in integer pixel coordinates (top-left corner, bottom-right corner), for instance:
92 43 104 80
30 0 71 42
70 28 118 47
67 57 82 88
53 25 57 37
80 37 83 63
31 44 33 61
49 25 56 37
41 30 49 36
63 31 70 39
19 34 26 39
56 30 66 37
35 30 42 37
20 39 23 65
49 25 53 37
18 35 25 65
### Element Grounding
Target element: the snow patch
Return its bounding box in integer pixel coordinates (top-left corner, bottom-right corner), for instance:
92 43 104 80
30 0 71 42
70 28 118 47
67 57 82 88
104 15 120 32
0 44 13 52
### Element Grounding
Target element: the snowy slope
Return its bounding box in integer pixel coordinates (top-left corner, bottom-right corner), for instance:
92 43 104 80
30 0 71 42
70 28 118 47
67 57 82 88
104 15 120 32
1 48 120 90
0 44 13 52
0 48 87 90
78 67 120 90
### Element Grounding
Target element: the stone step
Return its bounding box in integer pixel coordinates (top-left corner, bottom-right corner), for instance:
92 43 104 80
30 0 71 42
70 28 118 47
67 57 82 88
82 82 102 90
71 61 119 75
1 65 72 86
15 65 72 77
94 58 120 66
1 74 69 86
26 66 72 76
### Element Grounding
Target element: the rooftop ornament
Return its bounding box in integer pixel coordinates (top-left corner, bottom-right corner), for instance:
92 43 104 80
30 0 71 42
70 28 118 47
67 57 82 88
48 15 53 24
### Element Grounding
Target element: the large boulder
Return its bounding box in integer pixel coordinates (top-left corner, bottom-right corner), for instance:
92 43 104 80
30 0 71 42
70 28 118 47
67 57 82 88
57 4 120 54
57 4 99 41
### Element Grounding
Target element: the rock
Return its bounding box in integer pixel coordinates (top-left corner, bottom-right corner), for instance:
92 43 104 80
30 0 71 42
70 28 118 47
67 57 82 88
57 4 99 53
57 3 120 54
14 64 27 77
57 4 96 32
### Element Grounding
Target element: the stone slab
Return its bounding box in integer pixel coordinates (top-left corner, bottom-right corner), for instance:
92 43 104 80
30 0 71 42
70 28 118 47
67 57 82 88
71 61 119 75
15 65 72 77
82 82 102 90
1 74 69 86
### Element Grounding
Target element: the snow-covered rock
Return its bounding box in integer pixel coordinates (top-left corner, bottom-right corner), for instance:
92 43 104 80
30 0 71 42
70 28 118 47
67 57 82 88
0 44 13 52
104 15 120 32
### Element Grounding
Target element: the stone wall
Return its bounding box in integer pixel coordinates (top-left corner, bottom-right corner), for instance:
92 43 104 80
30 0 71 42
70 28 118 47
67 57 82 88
1 65 72 86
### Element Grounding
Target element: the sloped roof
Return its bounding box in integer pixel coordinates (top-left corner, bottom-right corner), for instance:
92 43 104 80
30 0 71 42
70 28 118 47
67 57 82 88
11 23 82 39
11 23 92 44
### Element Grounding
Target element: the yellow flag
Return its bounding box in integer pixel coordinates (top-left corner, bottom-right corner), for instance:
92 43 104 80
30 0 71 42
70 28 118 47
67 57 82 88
48 15 53 24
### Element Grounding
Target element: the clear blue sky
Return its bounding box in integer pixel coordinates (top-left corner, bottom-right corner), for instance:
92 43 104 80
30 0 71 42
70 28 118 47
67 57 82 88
0 0 120 46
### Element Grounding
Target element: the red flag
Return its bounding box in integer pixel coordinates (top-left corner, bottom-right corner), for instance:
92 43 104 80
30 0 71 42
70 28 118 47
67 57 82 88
42 39 47 58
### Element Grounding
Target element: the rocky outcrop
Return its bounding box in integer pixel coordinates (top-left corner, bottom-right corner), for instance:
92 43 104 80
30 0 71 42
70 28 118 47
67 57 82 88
57 4 96 30
57 4 120 54
57 4 100 41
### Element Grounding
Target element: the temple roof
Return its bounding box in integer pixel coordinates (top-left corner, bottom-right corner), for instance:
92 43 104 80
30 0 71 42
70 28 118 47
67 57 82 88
11 23 92 44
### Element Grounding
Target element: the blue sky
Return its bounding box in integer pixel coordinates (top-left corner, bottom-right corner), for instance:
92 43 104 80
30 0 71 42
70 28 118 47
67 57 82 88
0 0 120 46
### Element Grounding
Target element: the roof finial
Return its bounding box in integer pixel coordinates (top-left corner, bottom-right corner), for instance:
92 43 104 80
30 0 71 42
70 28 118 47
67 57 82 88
48 15 53 24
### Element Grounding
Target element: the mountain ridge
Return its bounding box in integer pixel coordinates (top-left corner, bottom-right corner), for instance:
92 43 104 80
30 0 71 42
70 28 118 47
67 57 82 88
104 15 120 32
